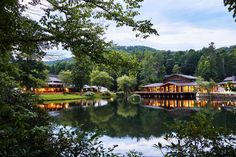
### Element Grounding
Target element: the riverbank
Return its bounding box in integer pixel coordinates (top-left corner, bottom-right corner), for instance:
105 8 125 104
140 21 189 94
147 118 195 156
38 93 86 101
37 92 116 101
198 92 236 100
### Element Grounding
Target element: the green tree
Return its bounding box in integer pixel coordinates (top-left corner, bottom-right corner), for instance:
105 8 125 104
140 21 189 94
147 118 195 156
181 49 202 75
97 51 139 90
0 0 157 156
90 70 113 89
102 51 140 78
58 70 73 87
156 111 236 157
139 52 165 85
1 0 158 60
15 58 48 90
196 43 218 81
196 76 216 99
117 75 136 93
224 0 236 21
72 57 93 89
172 64 181 74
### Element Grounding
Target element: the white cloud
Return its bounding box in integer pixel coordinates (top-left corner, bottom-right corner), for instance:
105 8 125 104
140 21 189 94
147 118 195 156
105 20 236 50
104 0 236 51
141 0 224 12
22 0 236 54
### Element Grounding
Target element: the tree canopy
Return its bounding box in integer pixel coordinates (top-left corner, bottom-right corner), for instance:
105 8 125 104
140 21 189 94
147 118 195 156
117 75 136 93
224 0 236 21
90 70 113 89
1 0 158 61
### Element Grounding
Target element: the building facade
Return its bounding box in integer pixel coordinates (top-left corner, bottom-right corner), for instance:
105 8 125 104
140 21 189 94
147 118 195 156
218 76 236 91
142 74 198 93
33 75 68 93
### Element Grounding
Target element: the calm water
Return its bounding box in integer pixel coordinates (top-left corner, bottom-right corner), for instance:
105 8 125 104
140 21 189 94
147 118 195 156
39 98 236 156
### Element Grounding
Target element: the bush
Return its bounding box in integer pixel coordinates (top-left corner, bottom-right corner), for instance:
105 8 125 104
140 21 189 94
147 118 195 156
85 91 96 98
127 94 141 105
155 111 236 157
101 91 112 97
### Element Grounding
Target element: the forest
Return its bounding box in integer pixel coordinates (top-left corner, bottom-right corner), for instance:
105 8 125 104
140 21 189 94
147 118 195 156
1 0 236 156
47 43 236 90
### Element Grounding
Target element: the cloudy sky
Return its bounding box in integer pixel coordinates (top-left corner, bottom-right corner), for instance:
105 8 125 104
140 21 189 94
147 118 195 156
24 0 236 59
106 0 236 51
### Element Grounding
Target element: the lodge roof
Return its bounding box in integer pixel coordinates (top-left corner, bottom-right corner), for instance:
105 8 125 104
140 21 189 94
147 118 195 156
218 81 236 85
223 76 236 82
143 83 163 87
164 74 197 80
143 82 197 87
48 74 62 82
218 76 236 85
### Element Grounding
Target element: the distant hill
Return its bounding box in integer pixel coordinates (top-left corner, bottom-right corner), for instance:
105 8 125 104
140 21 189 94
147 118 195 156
44 57 73 65
216 45 236 53
113 45 160 53
44 45 160 64
44 45 236 65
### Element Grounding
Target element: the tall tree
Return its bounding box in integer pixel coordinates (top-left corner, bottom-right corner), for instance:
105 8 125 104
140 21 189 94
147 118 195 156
90 70 113 89
181 49 202 75
58 70 73 87
0 0 157 156
72 57 93 89
117 75 136 93
139 52 165 85
172 64 181 74
196 43 218 81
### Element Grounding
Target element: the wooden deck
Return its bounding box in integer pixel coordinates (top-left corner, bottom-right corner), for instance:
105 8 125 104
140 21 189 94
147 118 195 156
135 91 196 99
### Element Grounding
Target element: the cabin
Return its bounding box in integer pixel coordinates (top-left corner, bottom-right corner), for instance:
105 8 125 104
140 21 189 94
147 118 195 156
33 75 68 93
82 85 109 93
142 74 198 93
47 75 63 88
218 76 236 91
138 74 221 99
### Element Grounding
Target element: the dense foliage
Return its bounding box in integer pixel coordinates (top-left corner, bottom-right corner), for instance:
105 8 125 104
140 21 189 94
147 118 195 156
0 0 157 156
90 70 114 89
224 0 236 21
48 44 236 90
58 70 73 87
156 111 236 157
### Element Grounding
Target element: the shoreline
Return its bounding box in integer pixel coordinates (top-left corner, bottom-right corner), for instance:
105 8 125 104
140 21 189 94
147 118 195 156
37 93 115 101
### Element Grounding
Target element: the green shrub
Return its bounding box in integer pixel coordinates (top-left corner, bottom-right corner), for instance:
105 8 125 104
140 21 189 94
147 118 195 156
128 94 141 105
101 91 112 97
85 91 96 98
155 111 236 157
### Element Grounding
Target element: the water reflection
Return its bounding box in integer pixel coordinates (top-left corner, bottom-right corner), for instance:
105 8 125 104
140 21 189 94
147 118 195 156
41 98 236 156
48 99 235 139
38 99 236 138
38 99 109 110
143 98 236 110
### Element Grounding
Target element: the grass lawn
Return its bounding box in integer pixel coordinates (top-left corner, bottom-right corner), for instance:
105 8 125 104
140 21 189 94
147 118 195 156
38 93 86 101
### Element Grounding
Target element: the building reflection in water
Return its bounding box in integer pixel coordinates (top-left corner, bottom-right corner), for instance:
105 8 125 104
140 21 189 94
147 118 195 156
38 98 236 111
143 98 236 110
38 99 109 111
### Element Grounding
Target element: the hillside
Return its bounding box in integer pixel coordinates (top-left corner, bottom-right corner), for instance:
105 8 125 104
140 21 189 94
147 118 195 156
44 45 236 64
44 57 73 65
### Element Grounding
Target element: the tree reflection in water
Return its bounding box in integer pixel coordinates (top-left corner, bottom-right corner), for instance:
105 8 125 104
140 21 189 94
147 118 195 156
41 99 236 139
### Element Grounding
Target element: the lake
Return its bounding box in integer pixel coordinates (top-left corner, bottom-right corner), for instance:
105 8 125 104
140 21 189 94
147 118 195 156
39 98 236 156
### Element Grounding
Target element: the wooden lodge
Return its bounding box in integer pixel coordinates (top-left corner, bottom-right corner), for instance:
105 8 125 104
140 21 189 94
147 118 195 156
143 74 197 93
137 74 200 99
33 74 68 94
218 76 236 91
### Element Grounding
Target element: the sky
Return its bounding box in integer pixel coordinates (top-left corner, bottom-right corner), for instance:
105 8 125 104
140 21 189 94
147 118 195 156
105 0 236 51
23 0 236 59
